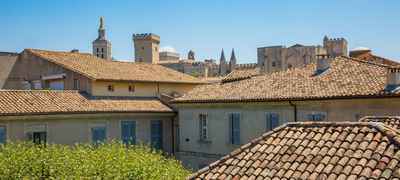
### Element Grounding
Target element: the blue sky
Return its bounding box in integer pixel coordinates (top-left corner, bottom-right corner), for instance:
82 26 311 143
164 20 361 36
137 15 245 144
1 0 399 63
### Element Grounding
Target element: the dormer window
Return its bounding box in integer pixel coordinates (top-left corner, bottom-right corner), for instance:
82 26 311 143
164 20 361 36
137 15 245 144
108 85 114 92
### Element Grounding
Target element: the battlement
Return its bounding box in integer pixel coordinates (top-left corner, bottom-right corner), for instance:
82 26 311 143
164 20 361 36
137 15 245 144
323 36 347 43
132 33 160 42
235 63 258 70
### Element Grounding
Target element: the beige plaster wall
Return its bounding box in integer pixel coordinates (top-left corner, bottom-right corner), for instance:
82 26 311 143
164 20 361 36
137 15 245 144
0 113 174 153
176 98 400 169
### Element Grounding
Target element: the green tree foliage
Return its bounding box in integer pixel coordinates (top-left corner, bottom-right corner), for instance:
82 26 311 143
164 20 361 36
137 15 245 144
0 142 190 179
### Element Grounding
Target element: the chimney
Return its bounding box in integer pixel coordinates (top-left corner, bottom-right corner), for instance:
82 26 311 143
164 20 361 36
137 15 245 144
315 54 331 75
385 67 400 92
71 49 79 53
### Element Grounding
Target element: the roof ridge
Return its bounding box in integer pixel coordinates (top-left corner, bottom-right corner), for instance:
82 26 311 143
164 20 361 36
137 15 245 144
188 121 400 179
342 56 393 68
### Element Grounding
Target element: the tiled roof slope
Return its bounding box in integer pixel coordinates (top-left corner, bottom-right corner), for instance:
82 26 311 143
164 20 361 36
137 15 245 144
174 57 399 103
360 116 400 131
0 90 173 116
190 121 400 179
25 49 204 84
354 53 400 67
222 68 260 83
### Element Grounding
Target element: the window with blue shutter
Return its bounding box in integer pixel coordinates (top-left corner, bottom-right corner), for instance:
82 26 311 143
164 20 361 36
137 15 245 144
229 113 240 145
0 126 6 144
91 126 106 144
266 113 280 131
121 121 136 145
199 114 208 141
151 120 163 149
307 113 326 121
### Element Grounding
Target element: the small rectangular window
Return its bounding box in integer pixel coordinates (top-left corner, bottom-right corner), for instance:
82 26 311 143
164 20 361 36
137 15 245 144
0 126 6 144
229 113 240 145
91 125 107 144
199 114 208 141
73 79 80 90
151 120 163 149
128 85 135 92
121 121 136 145
307 113 326 121
108 85 114 92
266 113 279 131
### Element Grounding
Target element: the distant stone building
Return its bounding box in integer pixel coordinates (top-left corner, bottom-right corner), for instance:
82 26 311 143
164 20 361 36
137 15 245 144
133 33 160 63
159 51 180 61
92 17 112 60
257 36 348 73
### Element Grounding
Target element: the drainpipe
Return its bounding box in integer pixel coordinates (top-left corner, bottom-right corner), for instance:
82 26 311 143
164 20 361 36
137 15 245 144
289 101 297 122
171 117 175 155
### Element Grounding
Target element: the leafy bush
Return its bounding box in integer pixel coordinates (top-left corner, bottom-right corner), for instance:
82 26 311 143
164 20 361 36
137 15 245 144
0 142 190 179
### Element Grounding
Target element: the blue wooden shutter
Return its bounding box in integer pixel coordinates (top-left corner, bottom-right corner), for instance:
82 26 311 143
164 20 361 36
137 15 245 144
266 113 272 131
0 127 6 144
151 120 163 149
270 113 279 129
92 127 106 144
230 113 240 145
121 121 136 145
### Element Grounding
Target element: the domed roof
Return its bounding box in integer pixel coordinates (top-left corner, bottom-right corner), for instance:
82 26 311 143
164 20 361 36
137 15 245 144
351 47 371 52
160 46 177 53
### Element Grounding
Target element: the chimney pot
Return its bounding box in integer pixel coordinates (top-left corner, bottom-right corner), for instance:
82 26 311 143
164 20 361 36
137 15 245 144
386 67 400 92
315 54 331 75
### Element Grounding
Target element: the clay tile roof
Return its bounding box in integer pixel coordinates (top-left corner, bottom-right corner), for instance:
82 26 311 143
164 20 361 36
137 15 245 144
222 68 261 83
25 49 204 84
189 121 400 179
0 90 173 116
360 116 400 131
174 57 400 103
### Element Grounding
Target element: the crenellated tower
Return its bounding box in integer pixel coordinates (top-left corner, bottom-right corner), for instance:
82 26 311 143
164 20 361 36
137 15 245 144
323 35 348 57
133 33 160 63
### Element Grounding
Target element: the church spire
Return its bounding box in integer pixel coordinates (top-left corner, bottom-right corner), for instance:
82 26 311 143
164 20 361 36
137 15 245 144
220 49 226 63
99 16 104 29
98 17 106 40
230 48 236 63
229 48 237 72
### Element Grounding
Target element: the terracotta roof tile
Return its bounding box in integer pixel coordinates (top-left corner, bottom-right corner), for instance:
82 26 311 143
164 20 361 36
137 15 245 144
26 49 204 84
0 90 173 116
222 68 260 83
360 116 400 131
189 121 400 179
174 57 400 103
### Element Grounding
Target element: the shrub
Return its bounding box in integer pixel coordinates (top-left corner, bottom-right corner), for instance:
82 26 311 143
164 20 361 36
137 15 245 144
0 141 190 179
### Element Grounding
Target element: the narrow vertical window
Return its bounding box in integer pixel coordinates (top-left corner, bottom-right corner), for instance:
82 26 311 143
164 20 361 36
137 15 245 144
229 113 240 145
101 48 104 52
91 125 107 144
73 79 80 90
121 121 136 145
0 126 6 144
151 120 163 149
199 114 208 141
266 113 280 131
97 48 99 52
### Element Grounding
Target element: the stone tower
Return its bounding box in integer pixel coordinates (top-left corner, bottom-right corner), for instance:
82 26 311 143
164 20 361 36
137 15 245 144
188 50 195 60
219 49 227 75
323 35 348 57
229 48 237 72
92 17 112 60
133 33 160 63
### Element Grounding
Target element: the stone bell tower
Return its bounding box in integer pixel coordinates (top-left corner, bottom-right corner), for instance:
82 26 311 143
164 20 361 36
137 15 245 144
92 17 112 60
